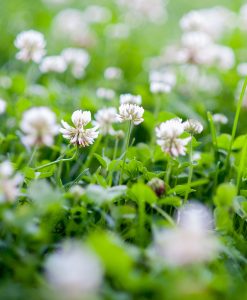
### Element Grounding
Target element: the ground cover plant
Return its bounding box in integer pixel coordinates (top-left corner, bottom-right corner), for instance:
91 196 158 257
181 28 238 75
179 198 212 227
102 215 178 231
1 0 247 299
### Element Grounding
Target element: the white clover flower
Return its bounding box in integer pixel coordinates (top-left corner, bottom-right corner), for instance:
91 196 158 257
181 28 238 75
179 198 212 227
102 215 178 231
117 104 144 125
153 202 220 266
45 241 103 300
93 107 118 136
105 23 130 39
14 30 46 63
149 70 176 87
156 118 191 157
0 99 7 114
62 48 90 79
239 4 247 31
181 31 213 63
120 93 142 105
197 44 235 70
83 5 112 24
150 81 172 94
149 70 176 94
104 67 122 80
0 161 23 203
237 63 247 76
96 88 116 101
40 56 67 73
183 119 203 135
118 0 167 24
20 107 59 147
180 7 236 40
212 113 228 124
52 9 95 47
60 110 99 147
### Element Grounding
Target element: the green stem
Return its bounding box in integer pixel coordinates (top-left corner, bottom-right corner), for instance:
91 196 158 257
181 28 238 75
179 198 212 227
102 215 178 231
226 77 247 168
165 156 172 185
184 134 193 203
27 145 38 167
154 94 162 120
34 149 78 171
84 135 102 168
237 135 247 193
120 121 133 184
152 204 175 226
138 198 145 247
113 138 119 160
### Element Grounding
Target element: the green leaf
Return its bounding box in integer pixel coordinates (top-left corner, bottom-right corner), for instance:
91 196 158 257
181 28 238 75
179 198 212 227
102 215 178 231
214 183 237 207
128 182 157 204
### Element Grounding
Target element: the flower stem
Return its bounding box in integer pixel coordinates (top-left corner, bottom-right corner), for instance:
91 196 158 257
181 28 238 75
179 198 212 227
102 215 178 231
225 77 247 169
34 148 78 171
84 135 102 168
237 135 247 193
120 121 133 184
185 134 193 203
152 204 175 226
113 138 119 160
165 156 172 185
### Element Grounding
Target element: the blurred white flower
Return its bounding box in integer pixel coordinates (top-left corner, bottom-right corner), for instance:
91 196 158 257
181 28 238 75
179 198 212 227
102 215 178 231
104 67 122 80
237 63 247 76
150 81 171 94
117 104 144 125
42 0 71 5
0 99 7 114
120 93 142 105
40 56 67 73
20 107 59 147
69 185 85 198
118 0 167 24
0 161 23 203
212 113 228 124
62 48 90 78
52 9 95 47
153 202 220 266
83 5 111 23
197 44 235 70
149 70 176 94
183 119 203 135
106 23 130 39
96 88 116 101
239 4 247 31
156 118 191 157
14 30 46 63
45 241 103 300
60 110 99 147
93 107 118 136
180 7 236 40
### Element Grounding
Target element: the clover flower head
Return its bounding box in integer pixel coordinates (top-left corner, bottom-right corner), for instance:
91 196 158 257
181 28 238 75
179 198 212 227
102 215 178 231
62 48 90 78
104 67 122 80
0 161 23 203
120 93 142 105
117 103 144 125
0 99 7 114
96 88 116 101
20 107 59 147
60 110 99 147
183 119 203 134
14 30 46 63
212 113 228 124
93 107 118 135
153 202 220 266
45 241 103 300
156 118 191 157
40 56 67 73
